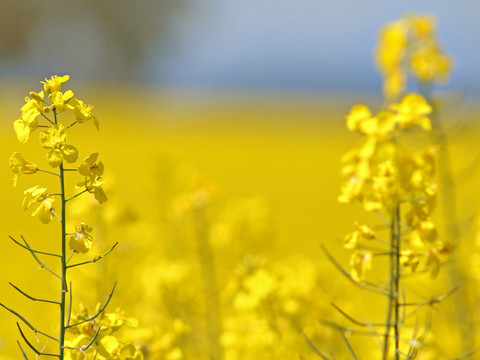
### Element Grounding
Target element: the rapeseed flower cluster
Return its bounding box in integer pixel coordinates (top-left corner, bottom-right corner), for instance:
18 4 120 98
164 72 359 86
339 93 448 281
4 75 140 360
375 14 452 100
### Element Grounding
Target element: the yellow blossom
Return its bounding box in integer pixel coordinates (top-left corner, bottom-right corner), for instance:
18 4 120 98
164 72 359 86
32 198 56 223
350 251 372 282
9 152 38 187
389 93 432 131
78 153 104 179
344 222 375 249
39 124 79 167
42 75 70 95
13 108 40 143
69 222 94 253
22 186 55 223
22 185 49 210
346 104 377 135
399 249 420 272
407 13 436 38
49 90 75 112
71 98 100 130
80 176 108 204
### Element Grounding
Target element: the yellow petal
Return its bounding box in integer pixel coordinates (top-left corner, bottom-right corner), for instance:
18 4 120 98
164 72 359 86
13 119 30 143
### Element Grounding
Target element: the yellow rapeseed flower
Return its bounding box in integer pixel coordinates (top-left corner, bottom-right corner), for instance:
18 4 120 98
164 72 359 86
81 176 108 204
389 93 432 130
39 124 79 167
9 152 38 187
22 185 55 223
13 108 40 143
78 153 104 179
49 89 75 112
71 98 100 130
350 251 372 282
344 222 375 249
42 75 70 95
69 222 94 253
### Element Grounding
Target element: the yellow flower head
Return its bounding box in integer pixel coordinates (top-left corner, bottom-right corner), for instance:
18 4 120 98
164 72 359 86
344 222 375 249
42 75 70 95
22 186 55 223
375 14 453 99
346 104 377 135
80 176 108 204
78 153 104 179
14 108 40 143
49 89 75 113
69 222 94 253
9 152 38 187
350 251 372 282
71 98 100 130
389 93 432 131
32 197 56 224
21 92 44 114
407 13 436 38
22 185 49 210
40 124 79 167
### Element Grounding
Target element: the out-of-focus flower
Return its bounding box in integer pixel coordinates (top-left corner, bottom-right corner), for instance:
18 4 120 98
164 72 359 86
350 251 372 282
69 222 94 253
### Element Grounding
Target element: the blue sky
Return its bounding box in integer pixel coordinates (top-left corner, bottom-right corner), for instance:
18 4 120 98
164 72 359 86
153 0 480 92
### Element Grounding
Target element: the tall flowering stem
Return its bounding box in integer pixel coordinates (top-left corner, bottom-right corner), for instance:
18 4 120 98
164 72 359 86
2 75 124 359
329 93 453 358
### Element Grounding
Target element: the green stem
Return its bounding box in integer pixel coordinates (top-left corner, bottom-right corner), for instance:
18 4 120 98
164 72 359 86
383 204 401 360
59 161 67 360
393 204 401 360
193 208 223 360
56 106 67 360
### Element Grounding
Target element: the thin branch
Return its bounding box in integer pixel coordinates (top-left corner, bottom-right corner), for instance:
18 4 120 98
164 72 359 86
19 236 61 280
16 323 59 357
9 283 60 305
65 189 88 203
321 245 388 296
451 346 480 360
9 235 61 258
330 302 385 327
302 331 330 360
37 168 60 177
336 327 359 360
40 112 55 125
321 319 389 339
64 327 101 352
405 317 420 360
66 251 76 265
400 286 459 307
66 121 78 129
0 303 58 342
17 340 29 360
66 282 117 329
67 242 118 269
51 209 63 222
67 282 73 327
